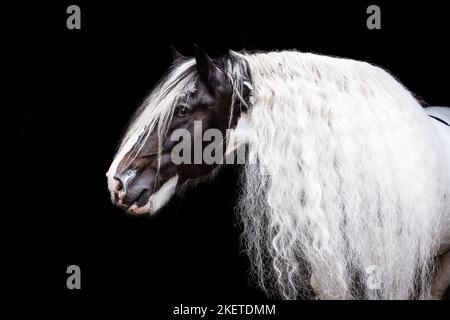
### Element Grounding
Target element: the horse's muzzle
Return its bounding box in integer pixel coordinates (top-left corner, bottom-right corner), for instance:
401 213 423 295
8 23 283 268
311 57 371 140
113 168 155 210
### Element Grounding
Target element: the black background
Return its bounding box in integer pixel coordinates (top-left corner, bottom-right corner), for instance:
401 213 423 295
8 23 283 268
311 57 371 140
14 0 449 314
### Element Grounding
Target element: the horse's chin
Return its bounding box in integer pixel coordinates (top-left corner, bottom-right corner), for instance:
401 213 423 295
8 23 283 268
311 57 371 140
123 175 180 216
126 202 153 216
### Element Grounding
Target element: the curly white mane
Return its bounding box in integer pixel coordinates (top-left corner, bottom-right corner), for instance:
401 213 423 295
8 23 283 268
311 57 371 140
235 51 450 299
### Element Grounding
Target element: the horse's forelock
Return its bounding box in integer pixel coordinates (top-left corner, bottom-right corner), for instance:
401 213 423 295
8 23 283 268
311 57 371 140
108 59 199 183
117 51 253 165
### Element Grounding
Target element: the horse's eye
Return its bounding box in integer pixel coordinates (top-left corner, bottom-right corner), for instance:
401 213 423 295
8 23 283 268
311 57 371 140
174 104 191 117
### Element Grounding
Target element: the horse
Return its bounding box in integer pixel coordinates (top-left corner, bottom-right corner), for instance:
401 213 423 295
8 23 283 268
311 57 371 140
106 46 450 300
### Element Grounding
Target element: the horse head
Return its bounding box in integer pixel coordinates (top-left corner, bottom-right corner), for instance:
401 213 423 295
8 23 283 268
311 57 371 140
106 46 250 215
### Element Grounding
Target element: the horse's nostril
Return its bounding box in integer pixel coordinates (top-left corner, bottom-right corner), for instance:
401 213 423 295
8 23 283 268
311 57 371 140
112 169 152 208
113 175 123 191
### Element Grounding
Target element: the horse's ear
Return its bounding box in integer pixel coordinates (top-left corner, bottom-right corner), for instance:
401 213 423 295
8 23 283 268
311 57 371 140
193 44 216 85
170 45 185 62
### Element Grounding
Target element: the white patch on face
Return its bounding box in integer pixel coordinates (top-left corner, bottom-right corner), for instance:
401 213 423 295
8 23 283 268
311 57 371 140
127 175 179 215
106 133 141 201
